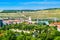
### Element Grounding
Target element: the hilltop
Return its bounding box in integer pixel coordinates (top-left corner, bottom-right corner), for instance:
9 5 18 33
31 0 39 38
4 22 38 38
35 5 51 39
0 8 60 13
0 8 60 19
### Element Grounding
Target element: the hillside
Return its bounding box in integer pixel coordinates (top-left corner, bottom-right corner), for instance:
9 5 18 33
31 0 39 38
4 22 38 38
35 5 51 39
0 8 60 19
23 8 60 19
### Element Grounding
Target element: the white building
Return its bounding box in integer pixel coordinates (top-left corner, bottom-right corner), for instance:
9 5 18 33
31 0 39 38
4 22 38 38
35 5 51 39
28 16 32 24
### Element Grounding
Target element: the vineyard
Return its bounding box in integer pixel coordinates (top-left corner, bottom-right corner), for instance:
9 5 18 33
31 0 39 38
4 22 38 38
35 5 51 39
0 8 60 19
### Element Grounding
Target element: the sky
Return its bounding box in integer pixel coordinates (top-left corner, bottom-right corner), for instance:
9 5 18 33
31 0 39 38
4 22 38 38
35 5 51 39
0 0 60 10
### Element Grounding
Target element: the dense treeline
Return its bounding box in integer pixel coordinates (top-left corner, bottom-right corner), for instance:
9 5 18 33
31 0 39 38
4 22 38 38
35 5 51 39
0 23 60 40
1 10 36 13
1 8 60 13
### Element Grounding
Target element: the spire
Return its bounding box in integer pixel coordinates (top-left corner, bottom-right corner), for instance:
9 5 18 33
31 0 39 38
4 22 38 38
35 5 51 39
29 16 31 21
28 16 32 24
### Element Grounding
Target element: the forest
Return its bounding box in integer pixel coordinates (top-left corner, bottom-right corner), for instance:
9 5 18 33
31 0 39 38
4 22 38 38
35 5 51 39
0 22 60 40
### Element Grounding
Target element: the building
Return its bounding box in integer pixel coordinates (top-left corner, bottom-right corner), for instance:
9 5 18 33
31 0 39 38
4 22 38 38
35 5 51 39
28 16 32 24
49 22 60 31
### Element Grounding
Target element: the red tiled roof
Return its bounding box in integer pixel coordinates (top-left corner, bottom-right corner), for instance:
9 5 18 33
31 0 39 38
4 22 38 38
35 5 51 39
53 22 60 25
51 22 60 25
49 22 60 29
57 25 60 29
14 20 20 22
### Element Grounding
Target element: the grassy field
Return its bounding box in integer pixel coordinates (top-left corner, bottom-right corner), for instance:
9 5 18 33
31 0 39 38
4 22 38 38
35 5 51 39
0 9 60 19
23 9 60 18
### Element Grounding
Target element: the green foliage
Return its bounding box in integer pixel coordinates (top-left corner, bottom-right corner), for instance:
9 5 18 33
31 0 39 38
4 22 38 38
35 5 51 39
0 23 60 40
54 36 60 40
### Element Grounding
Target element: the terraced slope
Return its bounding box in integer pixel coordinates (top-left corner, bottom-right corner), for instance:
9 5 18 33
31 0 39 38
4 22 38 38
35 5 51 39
0 8 60 19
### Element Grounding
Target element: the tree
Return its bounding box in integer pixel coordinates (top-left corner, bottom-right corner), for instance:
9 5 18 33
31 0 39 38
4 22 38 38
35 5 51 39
54 36 60 40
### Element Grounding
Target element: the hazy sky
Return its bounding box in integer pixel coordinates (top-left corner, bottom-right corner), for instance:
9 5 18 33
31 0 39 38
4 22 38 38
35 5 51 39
0 0 60 10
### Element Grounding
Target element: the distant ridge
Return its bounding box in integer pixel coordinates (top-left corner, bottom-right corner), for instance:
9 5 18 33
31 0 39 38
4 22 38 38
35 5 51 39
43 8 60 10
0 8 60 18
0 8 60 13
